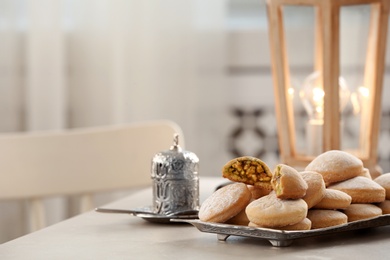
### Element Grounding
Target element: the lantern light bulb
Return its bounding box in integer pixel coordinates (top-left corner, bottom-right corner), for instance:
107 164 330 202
351 86 369 115
358 86 369 97
288 87 295 97
299 71 350 121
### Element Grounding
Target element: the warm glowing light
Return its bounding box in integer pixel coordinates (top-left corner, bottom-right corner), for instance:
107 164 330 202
315 105 323 115
351 86 369 115
288 87 295 97
358 86 369 98
299 71 350 156
300 71 350 121
312 87 324 103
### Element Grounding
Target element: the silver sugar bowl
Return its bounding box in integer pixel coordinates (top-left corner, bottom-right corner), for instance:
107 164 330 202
151 133 199 215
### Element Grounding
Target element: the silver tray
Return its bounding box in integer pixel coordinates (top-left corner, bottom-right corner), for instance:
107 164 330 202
172 214 390 247
96 206 198 224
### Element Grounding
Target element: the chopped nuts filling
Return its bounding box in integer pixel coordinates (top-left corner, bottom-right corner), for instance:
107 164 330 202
227 159 271 185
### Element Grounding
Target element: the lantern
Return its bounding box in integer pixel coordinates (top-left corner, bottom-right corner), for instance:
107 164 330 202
266 0 389 177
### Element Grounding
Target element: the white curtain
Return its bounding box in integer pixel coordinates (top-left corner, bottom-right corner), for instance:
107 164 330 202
0 0 228 243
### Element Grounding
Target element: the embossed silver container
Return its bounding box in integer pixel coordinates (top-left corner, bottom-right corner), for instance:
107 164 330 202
151 134 199 215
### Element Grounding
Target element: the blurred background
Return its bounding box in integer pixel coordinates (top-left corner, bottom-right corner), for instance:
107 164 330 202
1 0 389 242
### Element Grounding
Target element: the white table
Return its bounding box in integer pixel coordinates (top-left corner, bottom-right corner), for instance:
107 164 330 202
1 177 390 259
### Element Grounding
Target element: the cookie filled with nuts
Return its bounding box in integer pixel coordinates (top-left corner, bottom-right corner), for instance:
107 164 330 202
222 156 273 190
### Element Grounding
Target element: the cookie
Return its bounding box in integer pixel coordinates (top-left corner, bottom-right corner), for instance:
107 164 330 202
222 156 272 190
377 200 390 214
271 164 308 199
300 171 326 208
313 189 352 209
370 165 384 179
199 183 252 223
307 209 348 229
328 176 386 203
374 173 390 199
357 168 372 179
247 185 272 200
245 193 308 228
342 204 382 222
249 218 312 231
305 150 364 186
225 207 250 226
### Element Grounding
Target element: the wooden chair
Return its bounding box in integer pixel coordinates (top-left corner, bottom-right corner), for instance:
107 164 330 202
0 120 184 232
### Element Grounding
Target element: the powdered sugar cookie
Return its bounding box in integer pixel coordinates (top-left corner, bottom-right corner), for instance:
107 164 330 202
199 183 251 223
307 209 348 229
245 193 307 228
377 200 390 214
313 189 352 209
225 207 250 226
249 218 311 231
247 185 272 200
357 168 372 179
305 150 364 186
271 164 308 199
300 171 326 208
374 173 390 199
328 176 385 203
342 204 382 222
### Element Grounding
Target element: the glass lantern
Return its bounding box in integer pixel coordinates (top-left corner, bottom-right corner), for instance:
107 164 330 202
266 0 389 177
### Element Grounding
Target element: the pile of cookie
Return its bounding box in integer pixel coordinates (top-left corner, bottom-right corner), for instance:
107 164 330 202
198 150 390 230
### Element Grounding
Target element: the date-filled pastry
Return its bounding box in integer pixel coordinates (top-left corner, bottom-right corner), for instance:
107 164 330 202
222 156 273 190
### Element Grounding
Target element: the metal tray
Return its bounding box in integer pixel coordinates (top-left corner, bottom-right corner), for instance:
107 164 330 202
172 214 390 247
96 206 198 224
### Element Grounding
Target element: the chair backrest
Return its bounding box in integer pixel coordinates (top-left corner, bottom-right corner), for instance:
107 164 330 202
0 120 184 230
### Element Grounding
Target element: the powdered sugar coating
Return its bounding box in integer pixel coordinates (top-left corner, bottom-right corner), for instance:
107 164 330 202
342 204 382 222
313 189 352 209
328 176 385 203
329 176 383 190
305 150 364 185
307 209 348 229
272 164 308 199
249 218 312 231
199 183 251 223
300 171 326 208
245 193 308 228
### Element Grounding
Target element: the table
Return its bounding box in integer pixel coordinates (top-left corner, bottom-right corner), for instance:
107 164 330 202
1 177 390 259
